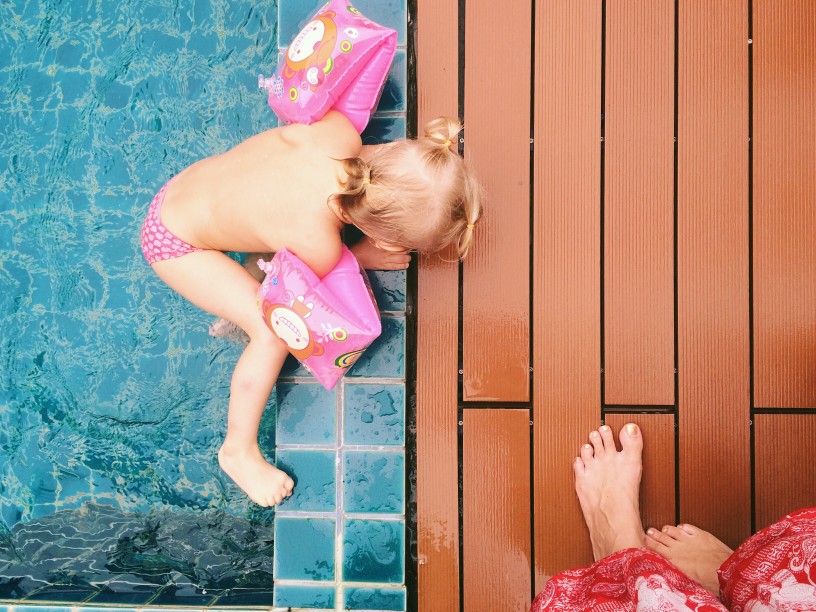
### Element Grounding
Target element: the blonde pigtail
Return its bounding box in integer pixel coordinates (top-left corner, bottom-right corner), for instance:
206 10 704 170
456 169 484 260
423 116 462 155
339 157 373 196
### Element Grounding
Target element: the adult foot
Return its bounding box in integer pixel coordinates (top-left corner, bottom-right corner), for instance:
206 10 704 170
218 444 294 507
574 423 646 561
645 523 733 594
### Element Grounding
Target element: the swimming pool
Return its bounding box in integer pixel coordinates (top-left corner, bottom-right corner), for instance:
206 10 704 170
0 0 410 609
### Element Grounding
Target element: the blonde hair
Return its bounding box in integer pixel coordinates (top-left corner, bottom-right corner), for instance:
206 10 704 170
334 117 483 259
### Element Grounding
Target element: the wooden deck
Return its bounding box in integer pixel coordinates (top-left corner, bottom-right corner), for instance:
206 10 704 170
414 1 816 610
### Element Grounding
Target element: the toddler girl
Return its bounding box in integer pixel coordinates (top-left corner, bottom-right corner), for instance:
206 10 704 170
141 110 482 506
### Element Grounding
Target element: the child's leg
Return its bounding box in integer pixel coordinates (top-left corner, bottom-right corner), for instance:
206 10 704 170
151 250 295 507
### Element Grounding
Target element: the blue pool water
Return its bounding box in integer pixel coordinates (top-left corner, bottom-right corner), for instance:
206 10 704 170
0 0 410 609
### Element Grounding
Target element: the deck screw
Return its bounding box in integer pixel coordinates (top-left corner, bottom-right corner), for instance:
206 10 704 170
748 38 753 44
458 369 463 374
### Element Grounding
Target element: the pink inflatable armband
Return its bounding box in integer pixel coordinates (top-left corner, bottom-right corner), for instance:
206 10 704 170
258 0 397 133
257 246 381 390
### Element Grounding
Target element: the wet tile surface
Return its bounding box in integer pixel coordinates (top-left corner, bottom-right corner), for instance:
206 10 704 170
276 383 337 445
344 384 406 446
344 451 405 513
346 317 406 379
343 520 405 583
362 116 407 144
273 519 335 581
273 584 335 609
367 269 407 312
345 587 407 611
275 450 336 512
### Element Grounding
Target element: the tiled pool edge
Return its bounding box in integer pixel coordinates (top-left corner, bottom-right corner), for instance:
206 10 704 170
270 1 410 607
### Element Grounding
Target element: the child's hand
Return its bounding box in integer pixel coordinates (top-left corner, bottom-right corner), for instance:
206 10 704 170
351 239 411 270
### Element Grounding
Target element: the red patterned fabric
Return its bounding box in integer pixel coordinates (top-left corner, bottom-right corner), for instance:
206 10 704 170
531 507 816 612
719 507 816 611
530 548 726 611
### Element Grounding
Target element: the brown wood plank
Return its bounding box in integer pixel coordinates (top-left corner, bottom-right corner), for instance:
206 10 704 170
754 414 816 530
415 0 461 608
677 1 751 549
604 0 675 406
463 409 531 612
532 0 602 587
462 0 531 402
604 414 676 531
753 0 816 409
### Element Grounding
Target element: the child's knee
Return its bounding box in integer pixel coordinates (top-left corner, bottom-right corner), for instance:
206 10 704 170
251 329 286 355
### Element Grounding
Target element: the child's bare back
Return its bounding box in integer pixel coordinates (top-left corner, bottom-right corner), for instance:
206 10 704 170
160 110 362 276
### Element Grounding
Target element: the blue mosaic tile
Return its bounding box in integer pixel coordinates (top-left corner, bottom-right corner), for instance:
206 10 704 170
279 0 407 48
276 382 337 445
258 391 279 458
280 352 310 377
344 384 405 446
146 581 219 607
344 451 404 513
275 450 336 511
376 50 407 113
84 578 162 606
344 587 406 611
75 608 138 612
343 520 405 583
367 270 406 312
22 585 99 603
362 116 407 144
273 584 335 609
347 317 405 379
9 608 73 612
274 518 335 581
210 589 275 607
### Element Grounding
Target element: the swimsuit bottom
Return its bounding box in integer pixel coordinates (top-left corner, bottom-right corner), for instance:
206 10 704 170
140 180 206 264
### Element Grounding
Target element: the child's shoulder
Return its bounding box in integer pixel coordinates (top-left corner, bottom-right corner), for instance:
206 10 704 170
304 111 362 158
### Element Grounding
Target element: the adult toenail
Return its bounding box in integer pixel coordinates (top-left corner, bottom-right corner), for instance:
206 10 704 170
584 444 592 450
626 423 638 435
590 431 599 438
647 528 655 536
600 425 610 432
662 527 669 533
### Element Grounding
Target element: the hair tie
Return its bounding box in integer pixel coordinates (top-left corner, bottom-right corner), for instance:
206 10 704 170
466 223 475 230
362 177 370 185
444 139 452 148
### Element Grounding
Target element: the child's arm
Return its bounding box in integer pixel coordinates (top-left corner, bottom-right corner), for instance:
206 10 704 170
308 110 362 158
350 238 410 270
292 231 344 279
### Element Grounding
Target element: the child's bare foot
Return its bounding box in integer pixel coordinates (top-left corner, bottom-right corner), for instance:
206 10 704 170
574 423 646 561
645 523 733 594
218 444 294 507
209 318 249 344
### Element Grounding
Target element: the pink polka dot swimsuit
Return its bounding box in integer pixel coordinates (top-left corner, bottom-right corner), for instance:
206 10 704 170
140 180 206 264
